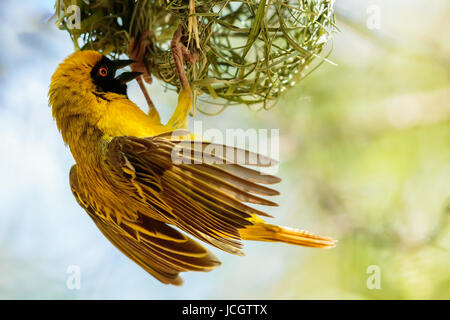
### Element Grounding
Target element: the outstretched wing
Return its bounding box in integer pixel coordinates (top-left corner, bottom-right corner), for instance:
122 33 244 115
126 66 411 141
104 133 281 255
69 165 221 286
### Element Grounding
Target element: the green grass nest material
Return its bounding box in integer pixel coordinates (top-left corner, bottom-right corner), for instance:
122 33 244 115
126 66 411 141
56 0 336 113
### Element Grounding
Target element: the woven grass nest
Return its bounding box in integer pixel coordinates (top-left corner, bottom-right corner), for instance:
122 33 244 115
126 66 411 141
55 0 336 114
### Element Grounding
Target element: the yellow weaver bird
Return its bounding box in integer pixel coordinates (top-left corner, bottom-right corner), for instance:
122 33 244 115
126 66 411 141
48 30 335 286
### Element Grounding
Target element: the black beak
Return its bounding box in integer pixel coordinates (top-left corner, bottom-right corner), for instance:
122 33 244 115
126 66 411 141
116 71 142 83
112 59 135 69
112 59 142 83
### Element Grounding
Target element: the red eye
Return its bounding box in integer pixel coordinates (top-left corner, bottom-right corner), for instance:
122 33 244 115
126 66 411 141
98 67 108 77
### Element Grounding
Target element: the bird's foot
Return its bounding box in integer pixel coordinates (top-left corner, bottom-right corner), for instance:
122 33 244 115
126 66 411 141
129 30 153 84
129 31 159 121
171 25 198 89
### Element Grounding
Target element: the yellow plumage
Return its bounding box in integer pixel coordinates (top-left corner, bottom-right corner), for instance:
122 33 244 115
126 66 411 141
49 50 335 286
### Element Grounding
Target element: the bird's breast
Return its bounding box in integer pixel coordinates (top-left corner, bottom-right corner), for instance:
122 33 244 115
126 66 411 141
96 98 166 138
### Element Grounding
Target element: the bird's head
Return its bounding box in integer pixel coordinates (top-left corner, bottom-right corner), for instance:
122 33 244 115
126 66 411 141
49 50 141 142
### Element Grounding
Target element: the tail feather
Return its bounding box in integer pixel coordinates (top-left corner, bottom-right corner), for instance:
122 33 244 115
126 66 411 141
239 223 336 248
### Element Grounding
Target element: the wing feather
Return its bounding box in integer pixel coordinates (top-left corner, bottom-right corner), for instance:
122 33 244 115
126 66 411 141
105 135 281 254
69 165 221 286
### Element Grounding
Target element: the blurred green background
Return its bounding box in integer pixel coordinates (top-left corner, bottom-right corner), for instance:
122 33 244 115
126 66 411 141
271 0 450 299
0 0 449 299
